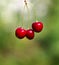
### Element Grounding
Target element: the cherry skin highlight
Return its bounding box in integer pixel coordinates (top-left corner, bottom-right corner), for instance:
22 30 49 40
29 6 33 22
32 22 43 32
15 27 26 39
26 29 34 40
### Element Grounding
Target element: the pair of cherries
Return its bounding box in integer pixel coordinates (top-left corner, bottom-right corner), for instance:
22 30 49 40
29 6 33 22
15 21 43 40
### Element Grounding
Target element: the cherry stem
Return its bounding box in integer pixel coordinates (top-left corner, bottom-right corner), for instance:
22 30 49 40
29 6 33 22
24 0 30 28
33 6 37 21
21 0 27 28
22 12 24 27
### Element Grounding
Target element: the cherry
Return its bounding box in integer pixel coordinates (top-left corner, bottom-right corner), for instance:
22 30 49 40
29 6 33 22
32 21 43 32
26 29 34 40
15 27 26 39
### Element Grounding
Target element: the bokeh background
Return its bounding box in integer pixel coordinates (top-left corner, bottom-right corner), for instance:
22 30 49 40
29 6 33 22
0 0 59 65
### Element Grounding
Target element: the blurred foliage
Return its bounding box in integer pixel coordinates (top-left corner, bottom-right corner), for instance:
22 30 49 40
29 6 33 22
0 0 59 65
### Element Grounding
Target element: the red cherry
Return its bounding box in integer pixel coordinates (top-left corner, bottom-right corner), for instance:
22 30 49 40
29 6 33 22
32 21 43 32
26 29 34 40
15 27 26 39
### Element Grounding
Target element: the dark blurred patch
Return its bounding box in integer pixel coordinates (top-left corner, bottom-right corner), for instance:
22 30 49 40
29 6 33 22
36 31 56 50
51 55 59 65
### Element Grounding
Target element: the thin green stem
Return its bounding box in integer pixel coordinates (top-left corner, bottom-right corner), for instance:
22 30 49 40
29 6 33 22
26 5 30 28
21 5 26 28
33 6 37 21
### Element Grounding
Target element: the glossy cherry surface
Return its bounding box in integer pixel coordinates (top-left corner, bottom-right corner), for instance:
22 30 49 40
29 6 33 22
26 29 34 40
15 27 26 39
32 22 43 32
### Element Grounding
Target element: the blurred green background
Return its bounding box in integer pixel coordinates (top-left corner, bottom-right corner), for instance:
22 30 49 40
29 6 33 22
0 0 59 65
